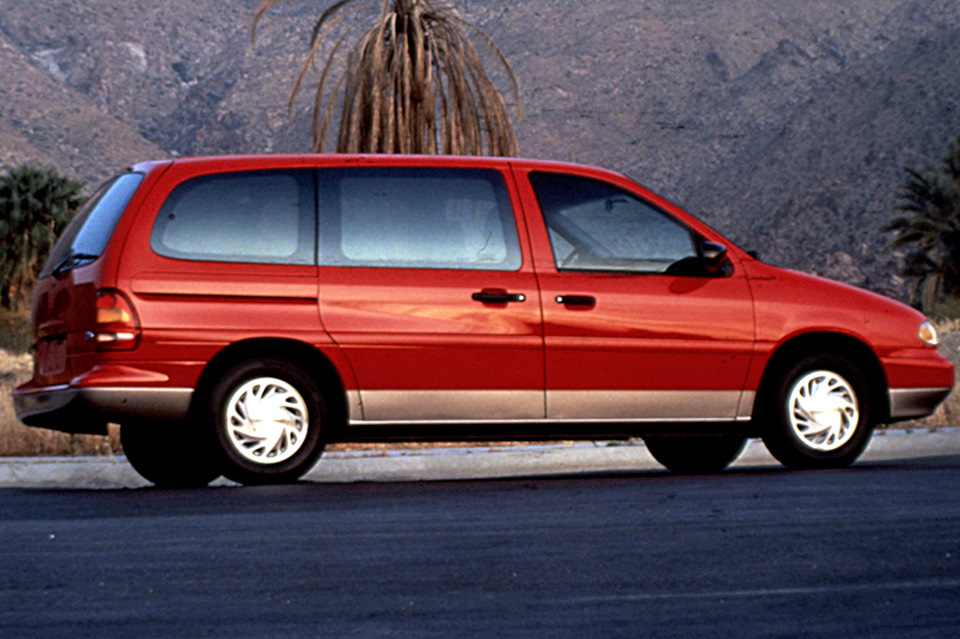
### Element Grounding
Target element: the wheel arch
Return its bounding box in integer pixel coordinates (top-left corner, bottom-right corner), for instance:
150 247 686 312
191 338 349 441
754 332 890 424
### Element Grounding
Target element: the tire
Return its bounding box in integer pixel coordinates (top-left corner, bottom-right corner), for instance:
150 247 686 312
759 353 874 470
206 359 327 485
644 435 747 474
120 421 221 488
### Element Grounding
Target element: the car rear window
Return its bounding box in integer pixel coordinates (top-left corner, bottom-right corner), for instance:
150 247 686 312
150 169 315 265
318 167 522 271
39 172 144 278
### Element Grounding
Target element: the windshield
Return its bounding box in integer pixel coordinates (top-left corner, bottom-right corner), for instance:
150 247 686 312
39 172 144 278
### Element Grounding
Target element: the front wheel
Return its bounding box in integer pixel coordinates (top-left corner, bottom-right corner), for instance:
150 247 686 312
760 354 875 470
644 435 747 474
207 359 327 485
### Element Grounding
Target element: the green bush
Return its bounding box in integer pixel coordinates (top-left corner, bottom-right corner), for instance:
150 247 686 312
0 164 85 311
0 307 32 354
884 135 960 313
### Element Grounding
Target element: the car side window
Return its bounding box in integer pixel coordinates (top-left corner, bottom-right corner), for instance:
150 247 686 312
318 167 522 271
150 170 315 265
529 172 698 273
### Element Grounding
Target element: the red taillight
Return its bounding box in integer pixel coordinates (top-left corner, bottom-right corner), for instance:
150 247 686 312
92 289 140 351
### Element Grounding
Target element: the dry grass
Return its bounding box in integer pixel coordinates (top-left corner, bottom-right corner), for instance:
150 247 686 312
0 351 121 456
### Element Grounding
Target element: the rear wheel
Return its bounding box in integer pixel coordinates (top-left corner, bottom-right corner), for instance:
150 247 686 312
206 359 327 485
643 435 747 474
120 421 220 488
760 353 874 470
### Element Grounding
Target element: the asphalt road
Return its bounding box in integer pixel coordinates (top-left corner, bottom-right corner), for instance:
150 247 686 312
2 454 960 638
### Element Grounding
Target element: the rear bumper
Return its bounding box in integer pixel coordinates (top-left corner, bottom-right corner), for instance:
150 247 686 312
888 386 954 422
13 385 193 435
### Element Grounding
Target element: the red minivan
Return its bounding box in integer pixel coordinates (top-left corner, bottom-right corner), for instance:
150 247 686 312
14 155 954 486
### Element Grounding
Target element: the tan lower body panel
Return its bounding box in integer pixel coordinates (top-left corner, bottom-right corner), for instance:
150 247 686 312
351 390 544 423
888 386 953 420
348 389 755 425
548 390 754 421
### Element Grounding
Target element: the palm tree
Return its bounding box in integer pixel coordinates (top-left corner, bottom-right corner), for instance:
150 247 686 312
886 136 960 312
0 165 85 311
252 0 520 156
884 135 960 312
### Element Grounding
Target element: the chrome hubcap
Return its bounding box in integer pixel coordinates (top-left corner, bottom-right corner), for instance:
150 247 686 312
787 370 859 452
225 377 308 464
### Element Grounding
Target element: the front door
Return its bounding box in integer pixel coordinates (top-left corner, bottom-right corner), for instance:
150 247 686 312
519 170 756 424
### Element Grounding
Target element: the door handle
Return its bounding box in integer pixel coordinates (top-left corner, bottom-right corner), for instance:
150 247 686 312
472 290 526 304
555 294 596 307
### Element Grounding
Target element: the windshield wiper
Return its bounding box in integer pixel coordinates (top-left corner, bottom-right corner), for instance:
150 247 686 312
51 251 100 278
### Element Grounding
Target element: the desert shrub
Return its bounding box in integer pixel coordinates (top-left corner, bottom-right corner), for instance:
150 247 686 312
0 307 32 354
0 164 85 311
884 135 960 313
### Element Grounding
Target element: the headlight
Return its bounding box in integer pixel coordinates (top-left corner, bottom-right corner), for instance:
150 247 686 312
919 321 939 346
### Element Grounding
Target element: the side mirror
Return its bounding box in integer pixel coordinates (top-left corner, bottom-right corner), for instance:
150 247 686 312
665 241 733 277
701 241 727 266
701 241 733 277
664 242 731 277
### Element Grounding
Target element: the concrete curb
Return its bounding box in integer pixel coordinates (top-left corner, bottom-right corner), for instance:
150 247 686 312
1 427 958 489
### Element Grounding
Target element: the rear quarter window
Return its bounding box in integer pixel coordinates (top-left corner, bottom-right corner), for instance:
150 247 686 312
150 170 315 265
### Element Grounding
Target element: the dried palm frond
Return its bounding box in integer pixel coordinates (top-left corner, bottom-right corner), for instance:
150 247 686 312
253 0 521 156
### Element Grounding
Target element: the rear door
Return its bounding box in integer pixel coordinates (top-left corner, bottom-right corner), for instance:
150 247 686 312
316 165 544 426
516 168 756 424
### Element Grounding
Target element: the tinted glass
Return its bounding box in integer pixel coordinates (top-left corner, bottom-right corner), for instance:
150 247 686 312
40 172 144 278
319 167 521 271
529 172 697 273
151 170 315 264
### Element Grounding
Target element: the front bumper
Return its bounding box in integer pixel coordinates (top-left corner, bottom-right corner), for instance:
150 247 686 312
888 386 954 422
14 385 193 434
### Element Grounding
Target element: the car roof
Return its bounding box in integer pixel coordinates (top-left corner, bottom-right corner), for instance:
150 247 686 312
129 153 628 181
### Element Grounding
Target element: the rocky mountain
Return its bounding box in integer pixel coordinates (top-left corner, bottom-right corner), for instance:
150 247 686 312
0 0 958 298
0 28 165 184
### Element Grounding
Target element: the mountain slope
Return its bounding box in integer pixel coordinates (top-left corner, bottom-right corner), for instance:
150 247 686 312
0 31 167 186
0 0 958 297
